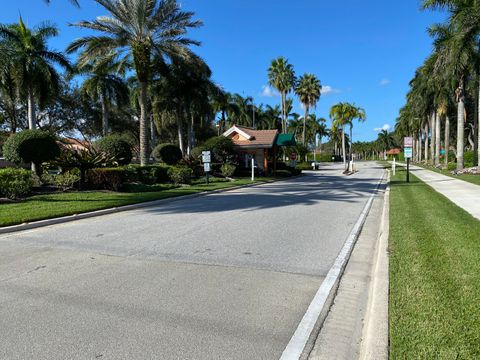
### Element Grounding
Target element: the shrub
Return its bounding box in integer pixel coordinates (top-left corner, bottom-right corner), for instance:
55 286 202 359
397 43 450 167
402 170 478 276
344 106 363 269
87 168 127 191
3 130 60 175
273 170 292 178
95 134 133 165
203 136 235 163
152 143 183 165
464 151 474 168
0 168 34 199
42 171 80 190
447 162 457 171
167 166 193 184
220 163 236 177
191 146 207 160
296 162 314 170
123 164 171 184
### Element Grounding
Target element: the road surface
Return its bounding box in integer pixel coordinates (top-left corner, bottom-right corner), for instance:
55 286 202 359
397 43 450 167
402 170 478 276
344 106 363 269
0 162 384 360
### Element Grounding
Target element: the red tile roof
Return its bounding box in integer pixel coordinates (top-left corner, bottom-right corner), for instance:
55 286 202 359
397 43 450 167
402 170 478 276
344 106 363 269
227 126 278 148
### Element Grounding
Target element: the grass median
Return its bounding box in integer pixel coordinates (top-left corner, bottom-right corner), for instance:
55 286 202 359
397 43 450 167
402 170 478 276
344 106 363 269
0 177 276 227
389 166 480 359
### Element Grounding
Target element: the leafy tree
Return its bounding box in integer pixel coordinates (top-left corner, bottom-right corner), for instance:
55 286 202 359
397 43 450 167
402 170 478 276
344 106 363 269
3 129 60 175
96 134 133 165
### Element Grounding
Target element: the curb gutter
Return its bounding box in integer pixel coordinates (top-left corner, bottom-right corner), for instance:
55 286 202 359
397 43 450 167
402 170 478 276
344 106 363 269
279 170 387 360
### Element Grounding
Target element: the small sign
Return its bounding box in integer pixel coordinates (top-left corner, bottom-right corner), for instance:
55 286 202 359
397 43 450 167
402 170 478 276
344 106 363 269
290 153 297 161
404 137 413 148
202 150 211 163
203 162 211 172
404 147 413 159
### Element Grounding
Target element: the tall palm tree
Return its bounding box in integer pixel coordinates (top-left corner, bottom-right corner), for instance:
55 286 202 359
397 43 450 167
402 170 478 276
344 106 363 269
67 0 202 166
78 58 129 136
377 130 396 158
0 17 71 130
330 102 365 168
268 57 296 134
295 73 322 146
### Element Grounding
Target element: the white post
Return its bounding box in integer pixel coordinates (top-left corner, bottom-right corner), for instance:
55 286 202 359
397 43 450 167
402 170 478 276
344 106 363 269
393 157 396 176
251 156 255 181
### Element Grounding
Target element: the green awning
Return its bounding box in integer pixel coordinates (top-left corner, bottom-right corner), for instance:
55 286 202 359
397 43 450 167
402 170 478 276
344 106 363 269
276 134 296 147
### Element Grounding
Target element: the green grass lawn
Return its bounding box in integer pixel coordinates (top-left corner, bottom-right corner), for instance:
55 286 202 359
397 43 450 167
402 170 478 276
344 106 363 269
389 167 480 359
0 177 275 227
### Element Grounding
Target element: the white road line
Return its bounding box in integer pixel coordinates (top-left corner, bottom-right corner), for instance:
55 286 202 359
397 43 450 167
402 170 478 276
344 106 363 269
279 171 385 360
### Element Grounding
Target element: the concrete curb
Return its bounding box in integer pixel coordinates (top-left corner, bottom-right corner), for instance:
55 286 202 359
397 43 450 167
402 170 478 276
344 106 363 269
280 170 387 360
0 175 300 235
360 171 390 359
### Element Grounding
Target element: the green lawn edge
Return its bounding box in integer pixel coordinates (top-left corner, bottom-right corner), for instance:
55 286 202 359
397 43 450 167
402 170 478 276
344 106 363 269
0 177 281 227
388 166 480 359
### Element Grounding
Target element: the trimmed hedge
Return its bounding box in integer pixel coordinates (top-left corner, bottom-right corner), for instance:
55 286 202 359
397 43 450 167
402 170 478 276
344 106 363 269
152 143 182 165
0 168 34 199
123 164 171 184
95 134 133 165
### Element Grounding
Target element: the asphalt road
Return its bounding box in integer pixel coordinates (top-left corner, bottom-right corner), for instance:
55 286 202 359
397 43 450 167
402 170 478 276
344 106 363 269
0 162 384 360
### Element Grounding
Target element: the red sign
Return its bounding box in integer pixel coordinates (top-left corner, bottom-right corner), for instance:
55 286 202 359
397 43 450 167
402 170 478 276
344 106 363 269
291 153 297 161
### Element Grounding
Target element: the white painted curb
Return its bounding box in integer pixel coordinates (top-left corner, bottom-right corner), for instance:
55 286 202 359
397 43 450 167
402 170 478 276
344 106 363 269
279 170 386 360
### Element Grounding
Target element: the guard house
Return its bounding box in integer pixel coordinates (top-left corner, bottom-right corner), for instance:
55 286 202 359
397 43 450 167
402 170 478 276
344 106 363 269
222 125 296 174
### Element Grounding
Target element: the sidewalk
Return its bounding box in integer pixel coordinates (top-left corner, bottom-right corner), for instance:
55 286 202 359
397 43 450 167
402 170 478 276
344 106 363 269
394 163 480 220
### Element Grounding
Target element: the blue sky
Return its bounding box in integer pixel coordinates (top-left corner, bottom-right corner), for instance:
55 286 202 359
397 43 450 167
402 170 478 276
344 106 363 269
0 0 446 141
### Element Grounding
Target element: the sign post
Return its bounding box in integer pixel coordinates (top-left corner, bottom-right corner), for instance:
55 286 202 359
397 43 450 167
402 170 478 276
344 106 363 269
290 152 297 168
202 151 211 184
404 137 413 183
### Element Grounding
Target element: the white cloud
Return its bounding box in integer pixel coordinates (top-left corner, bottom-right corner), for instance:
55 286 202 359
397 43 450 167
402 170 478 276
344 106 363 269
260 85 279 97
321 85 341 95
380 78 390 86
374 124 391 132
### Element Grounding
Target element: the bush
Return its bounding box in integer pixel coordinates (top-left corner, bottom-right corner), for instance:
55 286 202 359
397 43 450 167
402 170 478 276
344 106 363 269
464 151 474 168
41 171 80 190
152 143 182 165
273 170 292 178
123 164 171 184
0 168 34 199
167 166 193 184
3 130 60 174
220 163 236 177
190 146 207 160
95 134 133 165
296 162 314 170
203 136 235 163
87 168 127 191
447 162 457 171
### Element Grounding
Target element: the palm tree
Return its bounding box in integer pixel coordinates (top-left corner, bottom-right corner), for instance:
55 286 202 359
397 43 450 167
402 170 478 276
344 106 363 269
78 58 129 136
377 130 396 157
0 17 71 130
330 102 364 169
268 57 296 134
295 73 322 146
67 0 202 166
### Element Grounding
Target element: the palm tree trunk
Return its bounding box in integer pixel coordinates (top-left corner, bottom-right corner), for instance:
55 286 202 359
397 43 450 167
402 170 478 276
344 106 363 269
139 81 149 166
150 115 157 146
302 107 308 146
478 76 480 166
281 92 286 134
27 86 36 130
435 112 441 166
349 124 353 170
176 108 185 155
424 122 429 162
101 96 109 137
430 112 435 164
445 116 450 166
341 126 346 168
457 88 465 170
